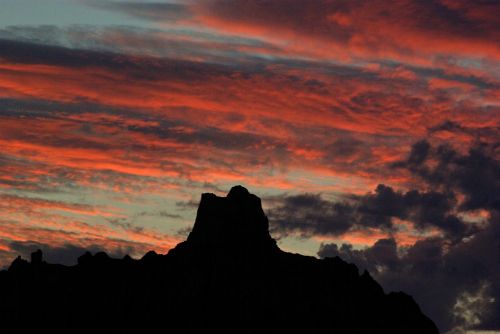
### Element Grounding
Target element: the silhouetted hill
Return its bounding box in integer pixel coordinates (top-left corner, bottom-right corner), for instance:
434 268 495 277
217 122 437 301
0 186 438 333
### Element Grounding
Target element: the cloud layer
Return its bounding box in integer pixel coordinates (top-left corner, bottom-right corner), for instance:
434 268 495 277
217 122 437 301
268 141 499 332
0 1 498 332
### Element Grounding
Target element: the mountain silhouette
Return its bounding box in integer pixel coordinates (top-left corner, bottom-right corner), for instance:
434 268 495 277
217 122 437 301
0 186 438 333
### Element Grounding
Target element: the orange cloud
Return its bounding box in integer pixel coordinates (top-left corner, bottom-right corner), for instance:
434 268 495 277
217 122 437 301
195 0 500 63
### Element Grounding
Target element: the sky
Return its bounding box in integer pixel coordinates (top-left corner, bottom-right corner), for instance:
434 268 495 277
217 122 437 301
0 0 498 333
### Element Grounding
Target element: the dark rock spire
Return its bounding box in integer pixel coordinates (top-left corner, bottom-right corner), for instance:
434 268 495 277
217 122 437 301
180 185 278 255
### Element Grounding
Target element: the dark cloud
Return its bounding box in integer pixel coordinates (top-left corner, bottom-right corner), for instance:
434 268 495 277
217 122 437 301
407 140 431 166
0 38 234 81
127 122 278 152
134 210 182 220
0 24 286 66
319 136 376 168
314 139 500 332
396 140 500 211
429 120 500 144
0 97 138 119
318 238 400 275
429 120 467 134
269 139 500 332
176 199 201 211
268 194 355 237
268 184 469 239
318 212 500 333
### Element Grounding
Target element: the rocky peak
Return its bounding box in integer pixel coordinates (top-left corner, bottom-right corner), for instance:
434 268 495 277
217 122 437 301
182 185 278 254
0 185 439 334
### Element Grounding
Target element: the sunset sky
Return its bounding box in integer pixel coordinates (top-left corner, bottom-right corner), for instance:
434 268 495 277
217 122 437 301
0 1 499 333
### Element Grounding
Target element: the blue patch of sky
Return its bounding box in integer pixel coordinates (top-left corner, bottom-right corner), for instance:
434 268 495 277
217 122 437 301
0 0 157 28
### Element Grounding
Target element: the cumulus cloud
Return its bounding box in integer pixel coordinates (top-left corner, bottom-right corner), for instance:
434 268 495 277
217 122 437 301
268 139 499 332
268 193 355 237
318 214 500 333
311 140 499 333
396 140 500 211
268 183 470 239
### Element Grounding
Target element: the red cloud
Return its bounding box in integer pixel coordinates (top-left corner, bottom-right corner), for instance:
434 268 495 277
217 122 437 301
196 0 500 62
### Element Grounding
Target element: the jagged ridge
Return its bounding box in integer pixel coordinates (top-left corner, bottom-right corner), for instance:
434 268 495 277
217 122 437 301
0 186 439 334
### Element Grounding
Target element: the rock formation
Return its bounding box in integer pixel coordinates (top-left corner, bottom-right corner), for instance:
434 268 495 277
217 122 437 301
0 186 439 333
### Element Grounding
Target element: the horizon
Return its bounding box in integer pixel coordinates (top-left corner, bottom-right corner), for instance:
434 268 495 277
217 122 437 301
0 1 498 333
